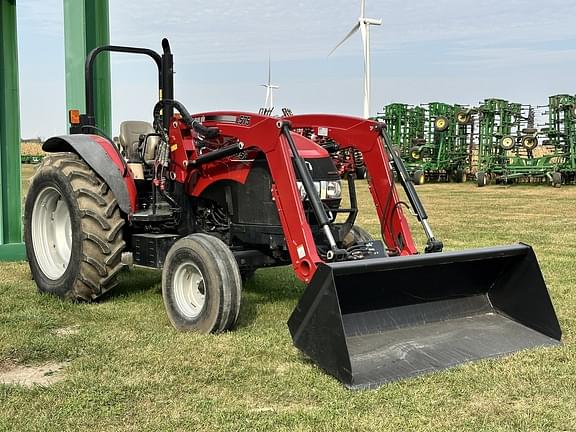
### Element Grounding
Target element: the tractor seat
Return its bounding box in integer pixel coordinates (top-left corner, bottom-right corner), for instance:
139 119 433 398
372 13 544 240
118 121 160 164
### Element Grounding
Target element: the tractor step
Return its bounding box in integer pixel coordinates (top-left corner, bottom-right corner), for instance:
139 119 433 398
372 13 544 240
132 233 180 268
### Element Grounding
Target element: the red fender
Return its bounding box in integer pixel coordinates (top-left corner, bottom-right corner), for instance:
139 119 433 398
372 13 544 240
43 134 137 214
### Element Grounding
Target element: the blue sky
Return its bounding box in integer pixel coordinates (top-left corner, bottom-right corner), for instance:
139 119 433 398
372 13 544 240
16 0 576 138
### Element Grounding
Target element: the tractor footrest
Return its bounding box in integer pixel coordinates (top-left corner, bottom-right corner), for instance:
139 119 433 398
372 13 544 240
132 233 180 268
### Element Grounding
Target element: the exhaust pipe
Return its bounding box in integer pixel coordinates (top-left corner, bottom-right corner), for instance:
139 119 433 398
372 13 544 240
288 243 561 389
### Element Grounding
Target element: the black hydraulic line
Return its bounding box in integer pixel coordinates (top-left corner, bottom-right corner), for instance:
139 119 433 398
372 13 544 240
379 127 443 253
278 121 331 229
153 100 220 139
159 187 181 214
380 128 428 221
339 173 358 241
191 142 245 167
278 121 347 258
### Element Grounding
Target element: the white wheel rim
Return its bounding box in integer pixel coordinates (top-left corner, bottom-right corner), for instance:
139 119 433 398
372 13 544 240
173 261 206 319
31 187 72 280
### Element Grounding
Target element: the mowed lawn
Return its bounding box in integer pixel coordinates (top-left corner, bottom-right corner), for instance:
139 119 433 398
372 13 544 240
1 166 575 431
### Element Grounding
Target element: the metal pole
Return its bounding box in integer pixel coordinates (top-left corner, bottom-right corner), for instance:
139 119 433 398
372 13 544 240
64 0 110 136
0 0 25 261
64 0 87 116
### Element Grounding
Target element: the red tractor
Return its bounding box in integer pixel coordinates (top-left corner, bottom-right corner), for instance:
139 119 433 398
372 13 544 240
24 40 561 389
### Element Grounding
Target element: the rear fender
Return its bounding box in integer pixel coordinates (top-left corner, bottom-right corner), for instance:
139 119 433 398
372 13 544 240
43 134 137 214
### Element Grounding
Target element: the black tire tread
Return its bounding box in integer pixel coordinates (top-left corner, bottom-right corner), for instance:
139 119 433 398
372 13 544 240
186 234 242 333
162 234 242 333
29 152 125 300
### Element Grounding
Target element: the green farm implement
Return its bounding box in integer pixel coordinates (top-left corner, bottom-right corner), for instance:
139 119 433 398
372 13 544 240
476 96 572 187
409 102 473 184
540 94 576 185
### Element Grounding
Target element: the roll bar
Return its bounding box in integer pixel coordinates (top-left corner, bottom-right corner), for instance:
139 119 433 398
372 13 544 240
82 38 174 132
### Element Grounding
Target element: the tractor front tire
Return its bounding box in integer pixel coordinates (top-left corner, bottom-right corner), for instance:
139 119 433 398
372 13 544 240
24 152 126 301
162 234 242 333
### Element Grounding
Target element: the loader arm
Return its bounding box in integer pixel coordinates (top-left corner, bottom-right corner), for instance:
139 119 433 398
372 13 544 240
192 112 323 282
285 114 418 255
194 112 423 281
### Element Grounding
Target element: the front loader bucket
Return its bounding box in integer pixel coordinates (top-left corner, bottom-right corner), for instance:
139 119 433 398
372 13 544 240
288 244 561 389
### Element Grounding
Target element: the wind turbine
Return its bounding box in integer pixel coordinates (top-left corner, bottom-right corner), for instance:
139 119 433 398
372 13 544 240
329 0 381 118
259 56 279 111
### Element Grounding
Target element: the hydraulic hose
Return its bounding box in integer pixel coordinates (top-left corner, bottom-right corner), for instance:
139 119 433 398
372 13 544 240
278 121 345 259
152 100 220 139
379 127 443 253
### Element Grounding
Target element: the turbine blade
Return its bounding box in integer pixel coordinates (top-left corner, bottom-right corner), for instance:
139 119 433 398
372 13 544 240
328 22 361 56
361 0 366 18
360 21 367 51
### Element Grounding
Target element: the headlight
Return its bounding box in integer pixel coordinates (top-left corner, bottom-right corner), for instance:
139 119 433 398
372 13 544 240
325 180 342 199
296 180 342 200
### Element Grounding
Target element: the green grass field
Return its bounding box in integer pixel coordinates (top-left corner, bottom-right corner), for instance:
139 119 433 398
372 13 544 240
1 168 575 431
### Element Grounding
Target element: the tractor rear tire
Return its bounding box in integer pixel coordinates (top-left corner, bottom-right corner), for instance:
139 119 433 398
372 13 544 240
24 152 126 301
162 234 242 333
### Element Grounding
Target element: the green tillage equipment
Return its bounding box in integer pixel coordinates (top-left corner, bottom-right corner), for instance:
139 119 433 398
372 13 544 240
380 103 410 154
402 105 428 183
543 94 576 185
20 155 44 164
453 104 475 181
476 99 523 186
477 96 568 187
407 106 426 149
378 104 428 181
496 104 560 185
409 102 470 183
